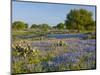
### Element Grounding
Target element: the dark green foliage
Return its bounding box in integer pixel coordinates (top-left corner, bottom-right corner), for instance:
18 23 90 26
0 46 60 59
30 24 51 31
65 9 95 32
25 23 29 28
30 24 38 28
40 24 51 31
56 23 65 29
85 21 96 31
12 21 28 30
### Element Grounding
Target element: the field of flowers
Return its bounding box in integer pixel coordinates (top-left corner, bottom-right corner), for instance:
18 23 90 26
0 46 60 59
11 36 96 74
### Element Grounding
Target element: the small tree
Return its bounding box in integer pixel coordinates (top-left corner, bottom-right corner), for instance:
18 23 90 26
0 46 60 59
30 24 38 29
56 23 65 29
12 21 27 30
25 23 28 29
40 24 51 31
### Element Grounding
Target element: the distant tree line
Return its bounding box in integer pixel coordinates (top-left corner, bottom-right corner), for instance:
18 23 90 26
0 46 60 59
12 9 96 32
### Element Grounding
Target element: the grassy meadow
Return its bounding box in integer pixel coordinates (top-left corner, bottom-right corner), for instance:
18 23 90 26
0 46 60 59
11 1 96 74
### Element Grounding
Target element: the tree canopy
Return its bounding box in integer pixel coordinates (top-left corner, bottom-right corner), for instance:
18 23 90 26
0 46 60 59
12 21 28 30
52 23 65 29
65 9 95 32
56 23 65 29
30 24 39 29
30 24 51 31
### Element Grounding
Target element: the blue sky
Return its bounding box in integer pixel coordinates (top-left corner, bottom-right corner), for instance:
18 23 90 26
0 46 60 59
12 1 96 26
